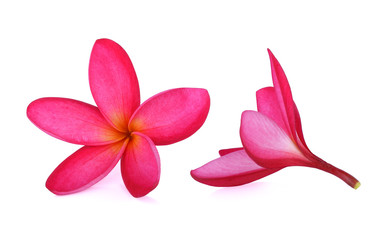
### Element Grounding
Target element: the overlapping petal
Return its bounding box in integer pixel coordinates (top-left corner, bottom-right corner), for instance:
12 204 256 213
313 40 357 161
129 88 210 145
268 49 297 140
89 39 140 132
219 147 244 156
256 86 312 155
191 150 281 187
256 87 289 136
121 132 160 198
27 97 125 145
46 140 128 195
293 104 312 153
240 110 310 168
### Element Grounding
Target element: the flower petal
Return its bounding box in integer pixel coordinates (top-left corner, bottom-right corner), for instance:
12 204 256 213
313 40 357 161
240 110 310 168
191 150 281 187
267 49 297 140
46 140 127 195
267 52 334 165
219 147 244 156
293 103 313 154
121 132 160 197
256 86 290 136
27 97 125 145
129 88 210 145
89 38 140 132
256 87 313 154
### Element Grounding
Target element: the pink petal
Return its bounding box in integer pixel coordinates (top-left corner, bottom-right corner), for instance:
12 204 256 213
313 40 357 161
266 52 351 172
89 38 140 132
256 87 290 136
27 98 125 145
267 49 297 140
46 140 128 195
191 150 281 187
294 103 312 153
129 88 210 145
219 147 244 156
257 87 312 154
240 110 310 168
121 132 160 197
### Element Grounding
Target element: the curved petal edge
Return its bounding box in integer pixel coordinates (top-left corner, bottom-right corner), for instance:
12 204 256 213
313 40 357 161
240 110 310 168
219 147 244 156
191 150 281 187
129 88 210 145
46 140 127 195
27 97 125 146
121 132 160 197
89 38 140 132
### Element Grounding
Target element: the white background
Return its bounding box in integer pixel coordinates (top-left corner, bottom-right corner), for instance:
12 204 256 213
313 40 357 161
1 1 385 239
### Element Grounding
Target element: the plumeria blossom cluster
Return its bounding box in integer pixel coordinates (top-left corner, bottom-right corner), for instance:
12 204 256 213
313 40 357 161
191 49 360 189
27 39 210 197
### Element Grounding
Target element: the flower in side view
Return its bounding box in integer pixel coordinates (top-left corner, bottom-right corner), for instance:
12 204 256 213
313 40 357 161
27 39 210 197
240 49 360 189
191 49 360 189
191 118 282 187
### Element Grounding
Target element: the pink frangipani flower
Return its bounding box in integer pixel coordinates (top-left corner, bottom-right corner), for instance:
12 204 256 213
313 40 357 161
192 49 360 189
27 39 210 197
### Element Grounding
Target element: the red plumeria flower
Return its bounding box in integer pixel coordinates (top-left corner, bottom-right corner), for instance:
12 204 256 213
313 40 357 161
27 39 210 197
192 49 360 189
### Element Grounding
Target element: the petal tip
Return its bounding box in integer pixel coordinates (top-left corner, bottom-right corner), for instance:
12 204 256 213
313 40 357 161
129 183 158 198
45 177 68 196
190 169 200 181
94 38 115 46
187 87 210 103
199 87 210 95
218 150 225 156
26 98 42 121
267 49 277 64
190 168 206 185
45 166 84 196
267 48 274 56
241 110 256 120
218 147 244 156
191 87 211 106
190 169 196 178
26 101 35 120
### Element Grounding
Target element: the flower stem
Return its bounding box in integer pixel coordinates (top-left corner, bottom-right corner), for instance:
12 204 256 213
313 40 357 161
313 159 360 189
